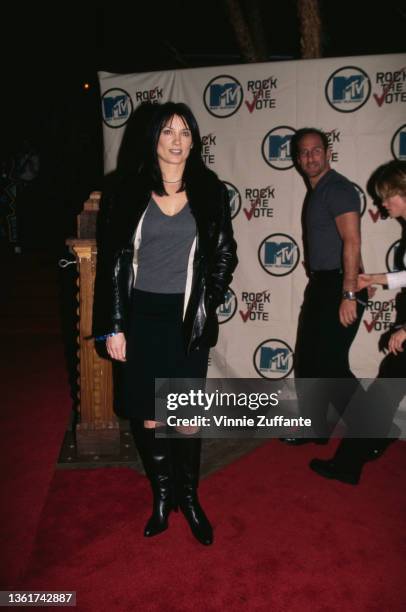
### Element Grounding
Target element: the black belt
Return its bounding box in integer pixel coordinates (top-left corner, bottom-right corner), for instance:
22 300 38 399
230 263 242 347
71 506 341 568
310 269 342 277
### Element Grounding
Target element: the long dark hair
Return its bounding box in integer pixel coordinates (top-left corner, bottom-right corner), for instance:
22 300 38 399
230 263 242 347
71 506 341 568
141 101 207 196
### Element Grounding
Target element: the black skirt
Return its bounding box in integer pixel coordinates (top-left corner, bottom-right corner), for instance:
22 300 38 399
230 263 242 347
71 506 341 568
116 289 209 421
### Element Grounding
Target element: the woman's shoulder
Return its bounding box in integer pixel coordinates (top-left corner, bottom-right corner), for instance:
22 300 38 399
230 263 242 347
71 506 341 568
196 167 227 198
100 171 150 211
187 169 229 224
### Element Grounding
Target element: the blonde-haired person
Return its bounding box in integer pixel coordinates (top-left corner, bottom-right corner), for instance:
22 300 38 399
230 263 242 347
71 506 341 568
310 160 406 485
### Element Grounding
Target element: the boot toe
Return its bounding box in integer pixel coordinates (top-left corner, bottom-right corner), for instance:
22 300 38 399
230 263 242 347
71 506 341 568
190 522 213 545
309 458 360 485
196 531 213 546
144 518 169 537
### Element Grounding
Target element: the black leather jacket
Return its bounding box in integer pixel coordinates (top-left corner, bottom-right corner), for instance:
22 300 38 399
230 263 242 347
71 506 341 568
93 170 238 353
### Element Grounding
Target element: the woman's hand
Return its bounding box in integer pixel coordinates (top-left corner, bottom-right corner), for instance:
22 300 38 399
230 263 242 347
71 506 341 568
357 273 374 290
388 328 406 355
357 273 387 290
106 332 126 361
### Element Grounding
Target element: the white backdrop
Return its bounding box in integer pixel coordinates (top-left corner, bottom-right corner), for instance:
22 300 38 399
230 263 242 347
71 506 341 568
99 53 406 380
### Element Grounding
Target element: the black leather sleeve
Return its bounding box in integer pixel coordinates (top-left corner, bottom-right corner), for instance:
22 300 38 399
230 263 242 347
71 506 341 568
206 183 238 308
92 189 127 338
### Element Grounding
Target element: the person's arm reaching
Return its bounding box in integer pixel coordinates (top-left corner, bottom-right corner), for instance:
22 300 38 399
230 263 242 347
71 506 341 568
358 270 406 291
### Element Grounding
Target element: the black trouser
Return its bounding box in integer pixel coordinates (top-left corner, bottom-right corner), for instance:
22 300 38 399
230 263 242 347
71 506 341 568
294 270 367 437
341 346 406 443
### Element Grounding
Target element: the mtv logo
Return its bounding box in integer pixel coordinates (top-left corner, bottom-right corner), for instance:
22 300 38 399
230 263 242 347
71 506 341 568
332 75 364 102
227 188 238 213
210 84 240 108
103 95 129 120
264 242 295 267
268 135 292 160
260 347 290 372
399 131 406 159
218 291 233 315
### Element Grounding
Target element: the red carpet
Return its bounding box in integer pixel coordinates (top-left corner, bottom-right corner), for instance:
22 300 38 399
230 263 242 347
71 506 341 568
0 249 72 588
17 441 406 611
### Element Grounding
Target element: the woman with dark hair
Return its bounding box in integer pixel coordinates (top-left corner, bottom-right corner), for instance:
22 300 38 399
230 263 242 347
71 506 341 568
94 101 237 545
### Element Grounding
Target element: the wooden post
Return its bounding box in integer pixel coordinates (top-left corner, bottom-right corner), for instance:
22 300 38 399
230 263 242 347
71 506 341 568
66 192 120 456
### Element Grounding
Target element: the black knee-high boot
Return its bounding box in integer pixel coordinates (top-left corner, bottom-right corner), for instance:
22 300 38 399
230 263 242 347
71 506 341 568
130 421 177 537
171 434 213 546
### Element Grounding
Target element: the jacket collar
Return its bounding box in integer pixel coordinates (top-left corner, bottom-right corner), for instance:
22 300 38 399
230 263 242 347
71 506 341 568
118 172 218 245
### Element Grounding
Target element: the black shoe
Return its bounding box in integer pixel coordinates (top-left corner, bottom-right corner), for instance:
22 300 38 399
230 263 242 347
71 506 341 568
309 458 360 485
280 437 328 446
365 437 398 462
130 423 176 538
178 490 213 546
172 435 213 546
144 474 178 538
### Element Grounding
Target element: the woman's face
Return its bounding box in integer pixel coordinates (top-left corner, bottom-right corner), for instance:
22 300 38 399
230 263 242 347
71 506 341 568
157 114 193 169
382 193 406 219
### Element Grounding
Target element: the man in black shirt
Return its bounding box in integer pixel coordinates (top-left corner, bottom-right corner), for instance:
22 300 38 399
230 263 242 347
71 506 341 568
282 128 368 483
